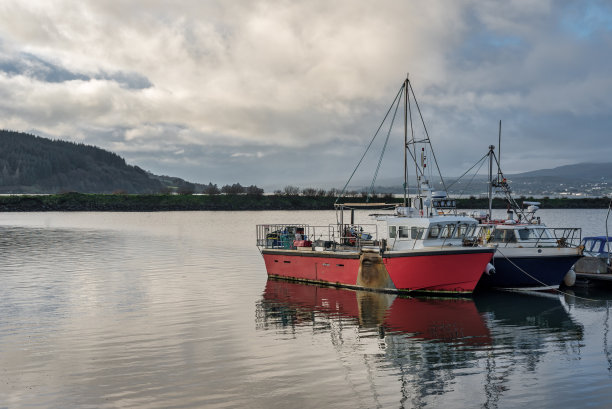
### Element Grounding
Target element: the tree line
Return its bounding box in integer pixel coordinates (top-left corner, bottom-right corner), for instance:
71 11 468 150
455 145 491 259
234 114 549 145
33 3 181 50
0 130 162 193
0 130 271 195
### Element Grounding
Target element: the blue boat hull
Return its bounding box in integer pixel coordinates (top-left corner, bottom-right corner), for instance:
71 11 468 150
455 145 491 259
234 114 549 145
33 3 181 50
477 254 582 290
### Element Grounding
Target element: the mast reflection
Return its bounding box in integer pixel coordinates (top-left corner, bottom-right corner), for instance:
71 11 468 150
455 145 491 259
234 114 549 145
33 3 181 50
256 279 584 408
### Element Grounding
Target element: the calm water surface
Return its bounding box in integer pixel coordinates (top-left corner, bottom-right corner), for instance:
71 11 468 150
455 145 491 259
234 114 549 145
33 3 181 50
0 209 611 408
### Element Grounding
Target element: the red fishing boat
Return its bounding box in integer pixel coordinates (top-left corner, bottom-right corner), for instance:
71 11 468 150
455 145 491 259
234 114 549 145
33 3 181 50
256 77 495 294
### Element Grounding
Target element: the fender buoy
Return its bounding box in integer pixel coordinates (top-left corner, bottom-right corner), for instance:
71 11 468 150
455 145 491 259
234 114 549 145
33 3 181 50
563 269 576 287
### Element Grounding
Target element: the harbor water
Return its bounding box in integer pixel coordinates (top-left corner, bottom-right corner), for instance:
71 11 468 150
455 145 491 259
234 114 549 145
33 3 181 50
0 209 611 408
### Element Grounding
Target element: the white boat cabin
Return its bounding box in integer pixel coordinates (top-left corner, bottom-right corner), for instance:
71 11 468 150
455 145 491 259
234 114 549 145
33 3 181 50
383 209 479 250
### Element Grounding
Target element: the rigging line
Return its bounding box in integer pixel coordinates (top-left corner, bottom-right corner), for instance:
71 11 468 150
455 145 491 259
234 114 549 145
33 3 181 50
407 80 448 192
336 83 405 204
407 81 419 189
458 155 488 198
368 85 403 201
495 248 600 302
446 152 489 191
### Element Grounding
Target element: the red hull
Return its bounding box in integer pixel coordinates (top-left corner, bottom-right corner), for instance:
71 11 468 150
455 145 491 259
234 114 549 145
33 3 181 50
261 248 494 294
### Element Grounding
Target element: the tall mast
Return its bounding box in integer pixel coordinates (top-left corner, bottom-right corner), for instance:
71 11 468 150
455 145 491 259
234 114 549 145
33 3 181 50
403 76 408 207
498 120 502 184
488 145 494 220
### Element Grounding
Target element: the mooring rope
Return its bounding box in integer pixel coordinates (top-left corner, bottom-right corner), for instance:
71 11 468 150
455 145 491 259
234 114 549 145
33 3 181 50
495 247 600 302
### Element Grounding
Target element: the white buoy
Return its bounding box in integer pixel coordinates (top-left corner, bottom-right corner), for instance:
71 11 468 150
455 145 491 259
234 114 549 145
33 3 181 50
485 263 496 275
563 268 576 287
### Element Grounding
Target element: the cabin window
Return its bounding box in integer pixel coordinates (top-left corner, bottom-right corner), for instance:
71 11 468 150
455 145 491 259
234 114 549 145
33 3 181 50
389 226 397 238
584 239 599 252
399 226 410 238
583 239 592 251
440 224 456 238
491 229 517 243
517 228 550 241
457 224 474 238
457 224 466 237
594 240 604 253
428 224 440 239
518 228 534 240
411 227 423 239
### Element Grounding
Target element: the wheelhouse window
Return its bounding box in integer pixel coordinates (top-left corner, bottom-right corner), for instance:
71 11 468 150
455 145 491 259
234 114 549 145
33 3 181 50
517 228 552 241
399 226 410 238
457 223 475 238
491 229 517 243
583 239 600 253
440 224 456 239
411 227 424 239
428 224 441 239
389 226 397 238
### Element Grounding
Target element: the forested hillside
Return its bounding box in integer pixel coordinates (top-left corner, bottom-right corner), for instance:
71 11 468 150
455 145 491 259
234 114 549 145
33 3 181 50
0 130 164 193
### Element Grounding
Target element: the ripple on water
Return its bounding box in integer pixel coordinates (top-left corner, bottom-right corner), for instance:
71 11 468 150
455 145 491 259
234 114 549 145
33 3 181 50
1 211 612 409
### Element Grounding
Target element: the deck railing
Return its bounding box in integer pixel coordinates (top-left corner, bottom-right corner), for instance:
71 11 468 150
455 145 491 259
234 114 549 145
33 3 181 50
476 226 582 248
256 223 379 250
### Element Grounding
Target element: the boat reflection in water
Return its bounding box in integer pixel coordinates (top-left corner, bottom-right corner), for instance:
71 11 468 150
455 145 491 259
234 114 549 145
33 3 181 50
258 278 491 346
256 279 584 408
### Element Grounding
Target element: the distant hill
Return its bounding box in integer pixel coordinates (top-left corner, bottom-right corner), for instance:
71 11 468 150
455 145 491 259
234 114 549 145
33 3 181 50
338 161 612 197
509 162 612 181
0 130 196 194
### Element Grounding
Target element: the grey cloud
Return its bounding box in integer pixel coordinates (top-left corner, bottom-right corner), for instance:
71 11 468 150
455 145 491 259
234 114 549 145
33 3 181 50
97 71 152 90
0 0 611 187
0 49 151 89
0 52 89 83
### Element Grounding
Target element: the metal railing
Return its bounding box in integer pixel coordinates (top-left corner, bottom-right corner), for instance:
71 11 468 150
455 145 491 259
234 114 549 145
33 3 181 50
256 223 379 250
476 225 582 248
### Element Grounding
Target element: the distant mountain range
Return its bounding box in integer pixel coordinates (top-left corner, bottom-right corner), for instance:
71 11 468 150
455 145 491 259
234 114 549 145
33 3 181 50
0 130 202 194
342 162 612 197
508 162 612 181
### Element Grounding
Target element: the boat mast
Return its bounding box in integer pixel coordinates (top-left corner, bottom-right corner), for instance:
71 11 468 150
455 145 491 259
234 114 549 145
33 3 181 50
403 76 408 207
498 120 502 181
488 144 494 220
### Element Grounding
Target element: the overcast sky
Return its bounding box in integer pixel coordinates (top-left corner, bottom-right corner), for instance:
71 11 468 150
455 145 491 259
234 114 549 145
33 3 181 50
0 0 611 189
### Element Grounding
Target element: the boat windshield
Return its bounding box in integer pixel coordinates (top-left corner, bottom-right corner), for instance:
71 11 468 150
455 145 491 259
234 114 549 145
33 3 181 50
388 225 426 240
517 227 552 241
440 224 456 238
490 229 517 243
428 224 441 239
388 223 476 241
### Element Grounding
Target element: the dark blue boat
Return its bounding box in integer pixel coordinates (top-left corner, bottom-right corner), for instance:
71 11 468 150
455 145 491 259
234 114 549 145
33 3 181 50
477 244 583 291
472 144 583 291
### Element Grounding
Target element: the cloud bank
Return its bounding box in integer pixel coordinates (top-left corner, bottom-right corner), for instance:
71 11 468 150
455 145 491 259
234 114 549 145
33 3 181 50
0 0 611 187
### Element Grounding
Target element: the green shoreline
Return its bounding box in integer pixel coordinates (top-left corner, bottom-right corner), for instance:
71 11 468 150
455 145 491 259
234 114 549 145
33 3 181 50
0 193 609 211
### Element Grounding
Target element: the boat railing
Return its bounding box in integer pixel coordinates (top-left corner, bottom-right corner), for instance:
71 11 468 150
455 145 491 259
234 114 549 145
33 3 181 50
546 227 582 247
477 225 582 248
256 223 379 250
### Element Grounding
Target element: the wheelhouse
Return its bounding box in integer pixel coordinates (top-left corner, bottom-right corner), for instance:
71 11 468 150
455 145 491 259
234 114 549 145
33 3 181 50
385 215 479 250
